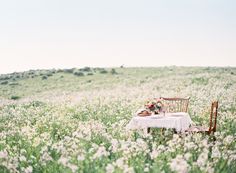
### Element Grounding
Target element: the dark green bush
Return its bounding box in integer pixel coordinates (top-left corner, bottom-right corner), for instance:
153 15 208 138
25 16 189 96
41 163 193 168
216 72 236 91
42 76 48 80
10 95 21 100
63 69 74 73
1 81 8 85
110 68 117 75
46 73 53 77
74 71 84 76
87 72 93 76
191 77 208 85
100 69 108 74
57 69 64 73
80 67 91 72
0 75 10 80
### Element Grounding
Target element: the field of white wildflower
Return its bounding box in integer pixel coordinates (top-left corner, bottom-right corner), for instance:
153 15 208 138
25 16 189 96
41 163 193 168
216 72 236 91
0 67 235 173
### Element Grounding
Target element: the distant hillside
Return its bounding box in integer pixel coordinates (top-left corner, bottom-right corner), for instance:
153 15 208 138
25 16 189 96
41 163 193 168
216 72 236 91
0 66 235 101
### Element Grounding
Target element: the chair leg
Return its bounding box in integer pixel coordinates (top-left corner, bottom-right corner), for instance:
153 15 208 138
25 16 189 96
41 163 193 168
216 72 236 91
173 129 177 134
161 128 165 135
147 128 151 133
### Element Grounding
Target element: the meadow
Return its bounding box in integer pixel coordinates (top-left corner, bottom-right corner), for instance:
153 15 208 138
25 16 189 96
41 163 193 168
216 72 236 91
0 67 236 173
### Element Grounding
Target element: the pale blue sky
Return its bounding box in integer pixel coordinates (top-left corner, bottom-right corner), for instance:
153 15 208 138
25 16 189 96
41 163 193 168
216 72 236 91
0 0 236 74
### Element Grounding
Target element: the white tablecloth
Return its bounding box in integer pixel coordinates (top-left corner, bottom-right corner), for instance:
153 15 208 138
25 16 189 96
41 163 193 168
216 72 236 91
126 112 192 132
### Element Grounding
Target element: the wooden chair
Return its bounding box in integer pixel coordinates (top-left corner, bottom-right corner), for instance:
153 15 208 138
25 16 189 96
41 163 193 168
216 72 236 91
186 101 219 135
160 97 190 113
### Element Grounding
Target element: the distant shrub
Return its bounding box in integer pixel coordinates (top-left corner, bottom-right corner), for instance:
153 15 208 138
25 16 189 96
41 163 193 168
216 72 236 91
10 95 21 100
87 80 92 83
51 69 56 74
87 72 93 76
80 67 91 72
28 71 35 75
57 69 64 73
64 69 74 73
30 101 46 107
0 75 10 80
9 82 19 86
110 68 117 75
74 71 84 76
191 77 208 85
46 73 53 77
140 80 146 84
60 75 64 78
224 82 233 89
42 76 48 80
1 81 8 85
94 68 103 71
100 69 108 74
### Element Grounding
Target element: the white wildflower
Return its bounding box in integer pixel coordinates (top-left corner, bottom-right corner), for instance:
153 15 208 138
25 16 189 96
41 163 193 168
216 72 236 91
211 146 221 158
224 135 234 145
197 151 208 167
67 163 78 173
58 156 69 166
170 155 188 173
77 154 85 161
106 163 114 173
92 146 109 159
184 153 192 160
19 155 27 162
0 150 8 159
144 167 149 172
24 166 33 173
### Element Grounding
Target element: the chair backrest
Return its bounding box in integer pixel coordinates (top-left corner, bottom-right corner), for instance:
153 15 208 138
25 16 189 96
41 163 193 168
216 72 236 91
208 101 219 134
160 97 190 113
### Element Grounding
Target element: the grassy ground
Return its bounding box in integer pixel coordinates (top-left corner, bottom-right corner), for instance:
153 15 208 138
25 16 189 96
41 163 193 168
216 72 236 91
0 67 236 173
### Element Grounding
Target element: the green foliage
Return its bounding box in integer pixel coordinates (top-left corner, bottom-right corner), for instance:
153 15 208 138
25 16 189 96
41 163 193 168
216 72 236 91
74 71 84 76
110 68 117 75
87 72 93 76
80 67 91 72
100 69 108 74
63 68 74 73
10 95 21 100
41 76 48 80
191 77 209 85
0 81 8 85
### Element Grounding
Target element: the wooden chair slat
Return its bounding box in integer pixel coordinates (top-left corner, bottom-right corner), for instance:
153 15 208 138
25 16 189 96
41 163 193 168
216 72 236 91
160 97 190 113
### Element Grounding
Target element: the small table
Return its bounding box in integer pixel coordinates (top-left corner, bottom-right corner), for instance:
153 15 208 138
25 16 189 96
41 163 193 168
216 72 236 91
126 112 192 132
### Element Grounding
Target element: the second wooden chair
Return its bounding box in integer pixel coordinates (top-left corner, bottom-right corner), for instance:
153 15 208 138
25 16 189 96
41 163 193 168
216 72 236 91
185 101 219 135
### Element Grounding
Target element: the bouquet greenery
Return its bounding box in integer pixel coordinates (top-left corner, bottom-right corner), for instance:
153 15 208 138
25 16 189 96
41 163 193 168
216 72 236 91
144 98 164 114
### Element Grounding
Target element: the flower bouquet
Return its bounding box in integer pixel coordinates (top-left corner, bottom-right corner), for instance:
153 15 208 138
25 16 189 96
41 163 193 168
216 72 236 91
144 98 164 114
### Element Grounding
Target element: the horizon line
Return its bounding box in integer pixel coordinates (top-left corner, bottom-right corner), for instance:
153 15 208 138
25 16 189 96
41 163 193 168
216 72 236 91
1 65 236 75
